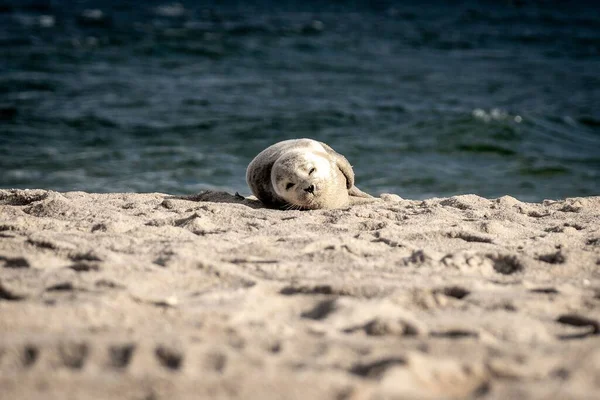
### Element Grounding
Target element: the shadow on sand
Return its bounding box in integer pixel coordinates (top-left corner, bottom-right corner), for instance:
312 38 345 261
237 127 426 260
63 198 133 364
168 190 380 210
168 191 265 209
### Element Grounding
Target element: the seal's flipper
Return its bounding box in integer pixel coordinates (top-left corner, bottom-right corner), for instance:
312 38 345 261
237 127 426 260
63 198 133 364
318 141 354 190
349 185 373 198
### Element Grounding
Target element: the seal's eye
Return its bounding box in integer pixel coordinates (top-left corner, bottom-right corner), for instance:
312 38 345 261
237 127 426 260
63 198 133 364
309 167 316 175
285 183 295 190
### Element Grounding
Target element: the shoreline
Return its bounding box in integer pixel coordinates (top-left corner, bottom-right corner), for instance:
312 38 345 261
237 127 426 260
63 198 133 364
1 189 599 399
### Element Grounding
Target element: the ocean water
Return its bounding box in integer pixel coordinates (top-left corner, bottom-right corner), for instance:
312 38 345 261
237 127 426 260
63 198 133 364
1 0 599 201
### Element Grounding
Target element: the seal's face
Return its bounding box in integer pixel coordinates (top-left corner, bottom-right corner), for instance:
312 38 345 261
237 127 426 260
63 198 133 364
271 150 336 210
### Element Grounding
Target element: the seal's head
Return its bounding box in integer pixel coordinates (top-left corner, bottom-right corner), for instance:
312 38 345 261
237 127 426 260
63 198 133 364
246 138 370 210
271 149 346 210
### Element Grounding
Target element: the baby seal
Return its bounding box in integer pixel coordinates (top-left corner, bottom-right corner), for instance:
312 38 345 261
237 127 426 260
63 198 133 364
246 138 372 210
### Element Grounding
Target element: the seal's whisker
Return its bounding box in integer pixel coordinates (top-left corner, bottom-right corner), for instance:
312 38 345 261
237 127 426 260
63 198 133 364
285 202 300 211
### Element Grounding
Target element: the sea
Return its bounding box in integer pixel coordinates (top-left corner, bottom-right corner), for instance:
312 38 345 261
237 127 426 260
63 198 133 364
1 0 599 201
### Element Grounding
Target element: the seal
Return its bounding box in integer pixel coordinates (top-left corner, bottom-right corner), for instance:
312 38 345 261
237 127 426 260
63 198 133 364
246 138 372 210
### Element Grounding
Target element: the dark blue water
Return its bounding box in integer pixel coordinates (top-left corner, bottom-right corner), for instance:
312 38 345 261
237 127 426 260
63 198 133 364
1 1 599 201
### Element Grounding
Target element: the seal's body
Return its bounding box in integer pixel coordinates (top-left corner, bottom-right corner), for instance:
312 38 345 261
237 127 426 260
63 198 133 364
246 139 371 210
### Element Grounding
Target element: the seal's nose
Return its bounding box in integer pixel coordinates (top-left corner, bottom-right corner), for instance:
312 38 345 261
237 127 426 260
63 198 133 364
304 184 315 193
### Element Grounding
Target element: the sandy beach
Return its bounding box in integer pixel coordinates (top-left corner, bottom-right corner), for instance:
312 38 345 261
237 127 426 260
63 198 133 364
1 188 599 399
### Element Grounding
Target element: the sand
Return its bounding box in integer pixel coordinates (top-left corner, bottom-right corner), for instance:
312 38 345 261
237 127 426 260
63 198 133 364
0 188 599 399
